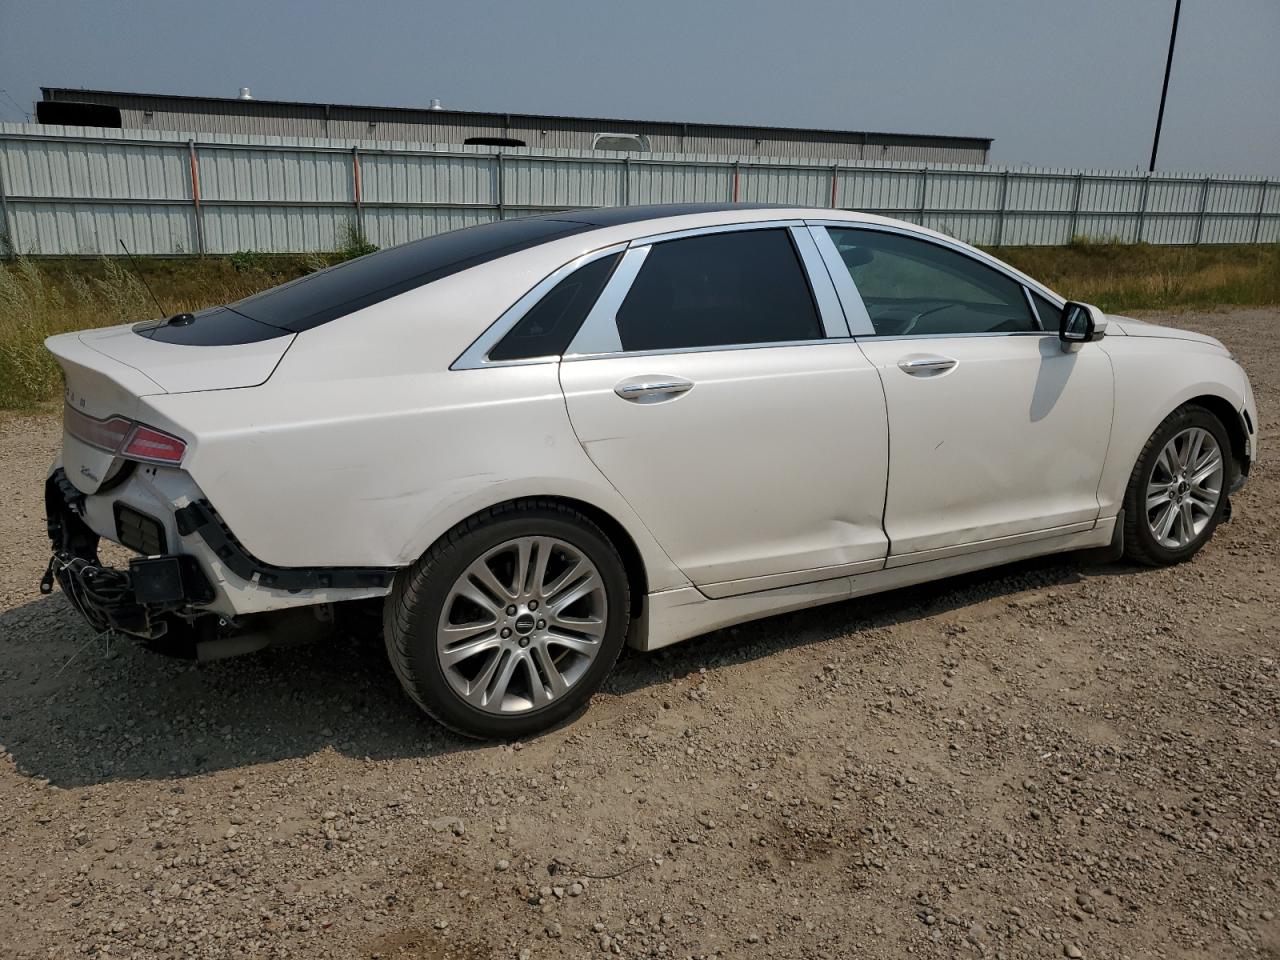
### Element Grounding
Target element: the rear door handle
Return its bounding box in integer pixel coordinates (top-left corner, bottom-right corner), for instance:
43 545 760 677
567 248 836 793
898 355 958 375
614 376 695 402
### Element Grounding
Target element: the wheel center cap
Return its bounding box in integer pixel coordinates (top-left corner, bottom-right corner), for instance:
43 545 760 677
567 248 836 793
514 613 536 635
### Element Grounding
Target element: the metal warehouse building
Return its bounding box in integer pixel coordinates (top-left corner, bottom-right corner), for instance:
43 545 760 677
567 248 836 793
38 87 992 164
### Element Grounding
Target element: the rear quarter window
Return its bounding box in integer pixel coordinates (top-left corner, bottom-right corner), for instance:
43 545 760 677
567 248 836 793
488 253 621 361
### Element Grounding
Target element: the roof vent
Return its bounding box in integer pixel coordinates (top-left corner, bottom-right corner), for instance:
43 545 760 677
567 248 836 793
429 98 443 111
238 87 254 100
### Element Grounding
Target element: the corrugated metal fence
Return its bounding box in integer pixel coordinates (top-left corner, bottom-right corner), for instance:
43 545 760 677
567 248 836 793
1 123 1277 256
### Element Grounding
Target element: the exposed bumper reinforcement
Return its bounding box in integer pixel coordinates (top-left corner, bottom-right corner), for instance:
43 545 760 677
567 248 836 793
173 500 396 593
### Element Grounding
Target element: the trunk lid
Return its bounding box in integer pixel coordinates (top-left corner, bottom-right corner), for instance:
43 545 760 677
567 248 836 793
77 315 295 394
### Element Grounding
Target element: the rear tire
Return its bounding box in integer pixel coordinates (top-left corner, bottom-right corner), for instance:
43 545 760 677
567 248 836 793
1122 405 1231 567
383 500 630 739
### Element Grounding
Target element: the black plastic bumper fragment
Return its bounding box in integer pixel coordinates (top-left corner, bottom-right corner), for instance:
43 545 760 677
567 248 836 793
174 500 396 592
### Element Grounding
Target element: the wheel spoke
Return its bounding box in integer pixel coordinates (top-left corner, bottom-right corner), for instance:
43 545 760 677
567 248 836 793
549 571 602 614
463 649 506 705
440 633 500 667
512 539 534 596
439 618 497 642
1155 502 1178 542
1156 444 1178 480
548 610 606 640
452 579 504 619
544 630 601 656
1190 454 1222 486
1146 483 1171 512
541 559 584 599
529 645 569 705
1188 489 1216 514
473 649 521 708
530 537 553 596
1184 430 1204 472
467 557 516 604
1178 501 1196 545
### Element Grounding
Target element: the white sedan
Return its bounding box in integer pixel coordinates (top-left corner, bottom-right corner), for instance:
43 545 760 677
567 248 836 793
44 204 1257 738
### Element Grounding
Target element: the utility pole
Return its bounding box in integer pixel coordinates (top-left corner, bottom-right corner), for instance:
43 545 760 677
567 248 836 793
1148 0 1182 172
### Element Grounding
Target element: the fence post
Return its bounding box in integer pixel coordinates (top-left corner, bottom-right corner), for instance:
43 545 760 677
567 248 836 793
918 168 928 226
352 146 364 237
830 164 840 208
187 140 205 257
1254 180 1270 244
1068 173 1084 241
1135 175 1151 243
995 169 1010 246
495 152 505 219
0 149 15 260
731 160 740 202
622 156 631 206
1194 176 1211 245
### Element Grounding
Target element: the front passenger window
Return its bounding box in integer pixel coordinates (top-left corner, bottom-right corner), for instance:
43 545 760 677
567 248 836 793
826 228 1037 337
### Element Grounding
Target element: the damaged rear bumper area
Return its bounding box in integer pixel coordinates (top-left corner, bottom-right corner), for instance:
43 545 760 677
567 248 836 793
44 469 217 644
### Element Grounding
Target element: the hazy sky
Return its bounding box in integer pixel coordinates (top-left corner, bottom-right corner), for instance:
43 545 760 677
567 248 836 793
1 0 1277 174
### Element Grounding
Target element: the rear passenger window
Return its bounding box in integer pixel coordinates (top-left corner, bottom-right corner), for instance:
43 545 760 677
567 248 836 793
489 252 621 361
615 229 823 352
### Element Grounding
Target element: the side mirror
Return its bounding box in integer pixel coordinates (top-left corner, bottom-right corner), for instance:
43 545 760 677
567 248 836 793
1059 301 1108 346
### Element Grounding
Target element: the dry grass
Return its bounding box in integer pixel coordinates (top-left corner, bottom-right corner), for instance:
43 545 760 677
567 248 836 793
988 241 1280 313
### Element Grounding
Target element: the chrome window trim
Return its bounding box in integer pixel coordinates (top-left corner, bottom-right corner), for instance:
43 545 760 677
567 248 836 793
451 242 627 371
625 218 806 248
806 225 875 336
1023 285 1047 332
805 219 1067 316
564 245 651 357
852 330 1051 344
1024 285 1062 332
790 225 852 338
562 338 841 363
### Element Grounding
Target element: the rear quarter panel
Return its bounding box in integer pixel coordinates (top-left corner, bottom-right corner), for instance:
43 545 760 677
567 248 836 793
1097 336 1250 515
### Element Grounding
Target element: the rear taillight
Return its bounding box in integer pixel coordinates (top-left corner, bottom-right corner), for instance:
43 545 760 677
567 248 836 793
64 405 187 465
63 407 132 452
120 425 187 464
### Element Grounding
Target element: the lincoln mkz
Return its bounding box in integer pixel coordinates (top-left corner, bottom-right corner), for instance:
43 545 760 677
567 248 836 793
43 204 1256 737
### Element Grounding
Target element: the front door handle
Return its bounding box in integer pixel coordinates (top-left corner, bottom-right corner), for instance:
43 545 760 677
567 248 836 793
613 376 695 402
898 355 958 375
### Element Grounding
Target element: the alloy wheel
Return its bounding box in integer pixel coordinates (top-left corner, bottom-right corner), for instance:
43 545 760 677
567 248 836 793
1145 426 1223 549
436 536 608 714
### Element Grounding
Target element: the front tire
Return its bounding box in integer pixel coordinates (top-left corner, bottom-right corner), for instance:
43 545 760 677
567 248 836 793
383 500 630 739
1122 405 1231 566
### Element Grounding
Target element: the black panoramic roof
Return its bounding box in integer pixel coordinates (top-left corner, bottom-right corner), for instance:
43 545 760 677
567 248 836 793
551 202 780 227
138 204 783 343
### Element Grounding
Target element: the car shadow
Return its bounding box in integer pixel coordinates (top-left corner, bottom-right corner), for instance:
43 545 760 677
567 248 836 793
0 552 1143 789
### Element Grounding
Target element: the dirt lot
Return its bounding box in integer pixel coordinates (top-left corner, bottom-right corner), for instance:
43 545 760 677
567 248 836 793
2 309 1277 960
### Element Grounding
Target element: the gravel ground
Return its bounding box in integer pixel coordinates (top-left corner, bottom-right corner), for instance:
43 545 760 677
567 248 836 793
2 308 1277 960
